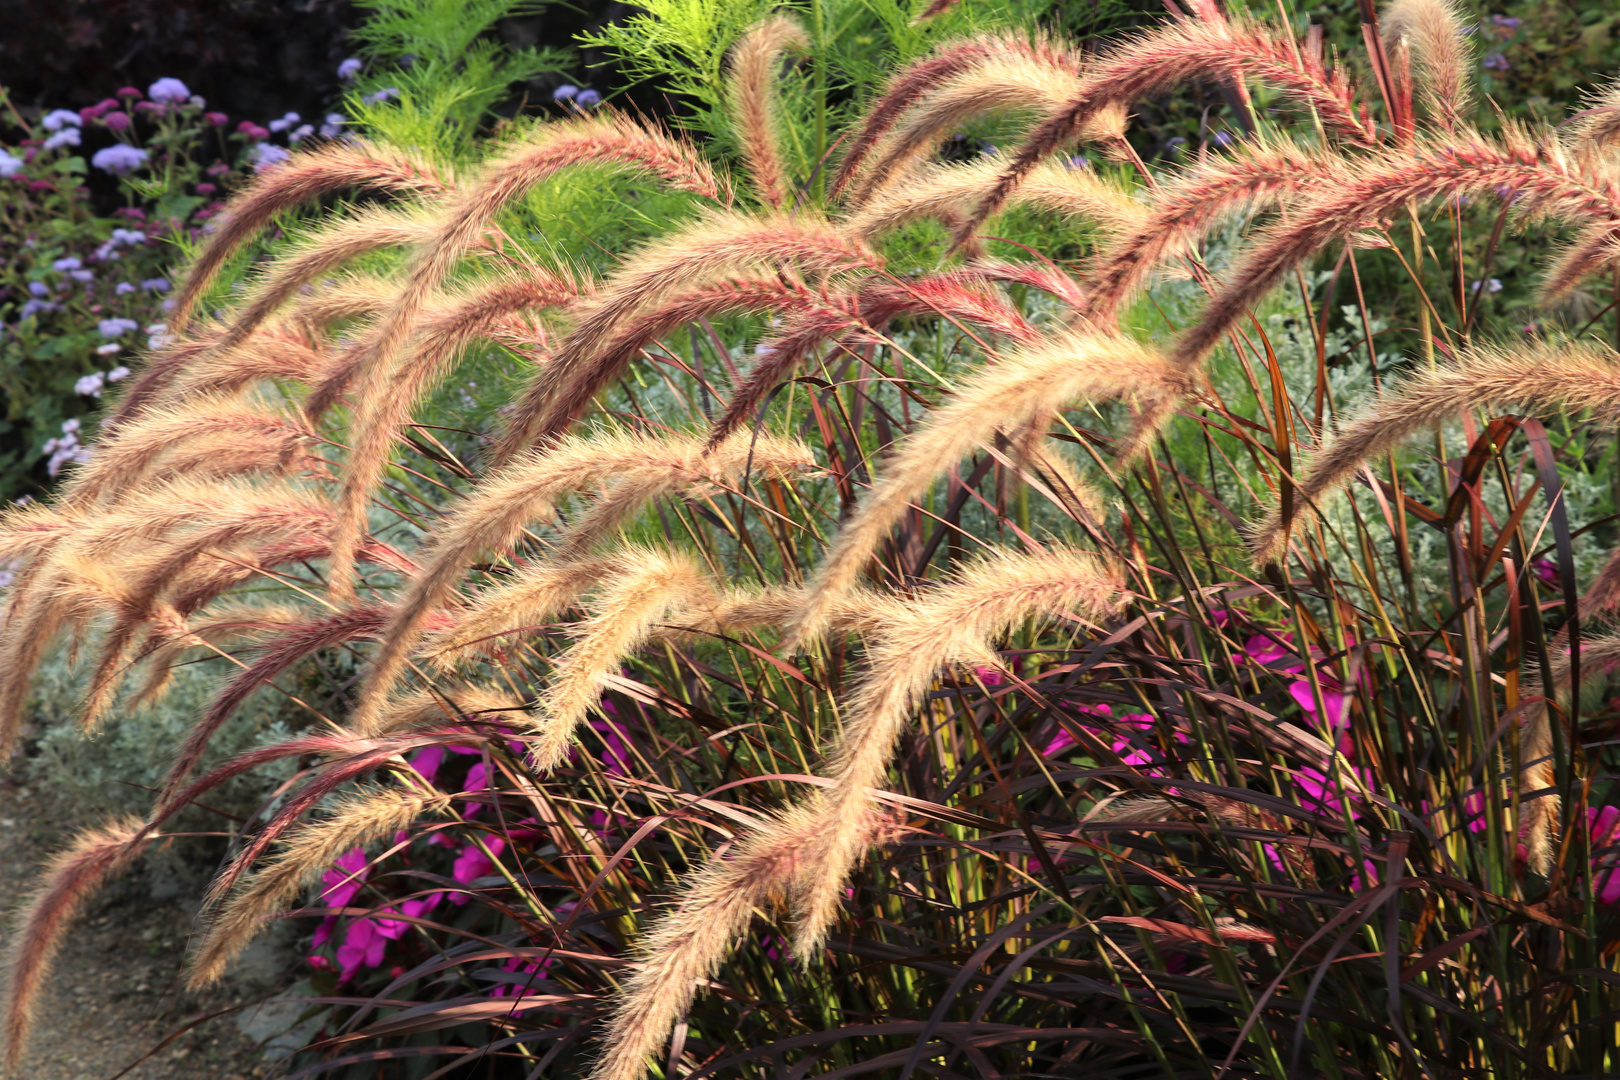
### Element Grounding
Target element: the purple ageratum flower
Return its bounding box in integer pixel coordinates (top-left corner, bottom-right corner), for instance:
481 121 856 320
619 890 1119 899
147 78 191 103
1482 51 1510 71
42 128 81 151
41 109 82 132
553 83 579 103
75 373 106 398
576 89 602 108
140 277 169 293
96 343 122 356
97 317 139 338
338 57 363 80
103 111 131 133
319 113 346 138
361 87 401 105
1491 14 1522 32
288 124 315 144
68 269 94 283
268 111 301 133
27 282 48 297
248 143 292 171
51 257 81 272
0 152 22 178
91 144 148 175
115 282 135 295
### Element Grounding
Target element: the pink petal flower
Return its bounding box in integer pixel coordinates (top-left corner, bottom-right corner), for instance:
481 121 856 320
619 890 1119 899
320 848 369 907
408 744 446 783
450 837 508 903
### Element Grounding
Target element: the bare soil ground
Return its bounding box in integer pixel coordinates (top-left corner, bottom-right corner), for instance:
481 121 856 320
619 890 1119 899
0 774 293 1080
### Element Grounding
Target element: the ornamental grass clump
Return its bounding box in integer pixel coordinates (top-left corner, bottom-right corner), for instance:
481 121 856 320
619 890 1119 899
14 0 1620 1076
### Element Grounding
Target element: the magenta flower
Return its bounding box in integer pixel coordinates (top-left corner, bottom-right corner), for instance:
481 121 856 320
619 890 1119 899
450 837 507 904
335 918 386 981
236 121 270 141
320 847 369 907
116 86 142 99
204 111 229 127
408 744 446 782
1589 806 1620 905
103 112 131 133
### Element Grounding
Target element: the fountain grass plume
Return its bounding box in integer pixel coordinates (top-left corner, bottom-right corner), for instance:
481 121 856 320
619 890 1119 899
169 140 454 333
323 114 724 601
1165 128 1620 387
844 158 1146 242
727 15 811 210
789 547 1123 951
1539 222 1620 306
158 606 392 804
529 550 718 768
588 805 823 1080
1381 0 1474 134
303 265 580 420
956 14 1375 247
844 54 1096 211
1515 635 1620 872
1248 340 1620 565
830 32 1081 201
1080 138 1350 324
55 396 314 510
188 787 452 988
590 547 1122 1080
347 429 816 735
785 329 1179 647
421 556 618 666
489 212 879 464
707 271 1041 447
1 818 153 1071
1566 75 1620 149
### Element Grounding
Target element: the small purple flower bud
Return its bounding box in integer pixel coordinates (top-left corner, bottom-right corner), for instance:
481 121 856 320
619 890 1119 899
103 111 131 132
552 83 579 102
0 152 22 178
115 282 135 295
27 282 48 297
51 256 81 272
140 277 170 293
575 88 602 108
1482 51 1510 71
195 182 216 195
248 143 292 171
338 57 363 80
236 121 270 141
41 109 82 132
42 128 81 151
98 317 139 338
204 111 229 127
147 78 190 102
116 86 142 99
288 124 314 143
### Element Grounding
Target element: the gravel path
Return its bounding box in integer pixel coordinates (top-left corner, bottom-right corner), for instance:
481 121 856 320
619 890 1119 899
0 775 292 1080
